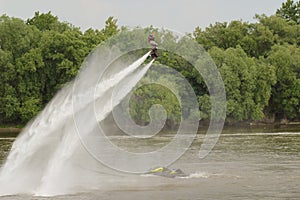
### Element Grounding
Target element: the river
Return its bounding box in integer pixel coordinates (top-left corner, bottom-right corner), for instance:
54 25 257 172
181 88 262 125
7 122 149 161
0 125 299 200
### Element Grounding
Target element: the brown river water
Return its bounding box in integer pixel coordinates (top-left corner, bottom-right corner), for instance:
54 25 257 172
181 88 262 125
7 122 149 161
0 125 299 200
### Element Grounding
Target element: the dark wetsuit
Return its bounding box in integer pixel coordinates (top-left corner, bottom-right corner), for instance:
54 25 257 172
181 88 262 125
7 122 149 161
148 34 158 59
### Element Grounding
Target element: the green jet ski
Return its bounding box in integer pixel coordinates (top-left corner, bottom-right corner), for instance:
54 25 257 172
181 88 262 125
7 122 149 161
145 167 187 178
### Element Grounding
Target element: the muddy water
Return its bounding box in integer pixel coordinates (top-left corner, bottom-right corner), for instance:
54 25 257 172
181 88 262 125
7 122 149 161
0 126 299 200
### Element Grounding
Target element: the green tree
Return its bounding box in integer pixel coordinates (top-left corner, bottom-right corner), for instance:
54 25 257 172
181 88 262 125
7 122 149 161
38 29 88 102
276 0 300 24
256 14 300 46
194 19 276 58
0 13 123 125
101 16 119 40
15 48 44 122
83 28 104 50
26 11 73 32
209 46 276 121
129 65 182 128
0 49 19 123
0 15 40 58
267 44 300 120
0 15 42 123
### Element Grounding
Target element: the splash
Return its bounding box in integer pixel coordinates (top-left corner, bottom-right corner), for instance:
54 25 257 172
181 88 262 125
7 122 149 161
0 50 153 196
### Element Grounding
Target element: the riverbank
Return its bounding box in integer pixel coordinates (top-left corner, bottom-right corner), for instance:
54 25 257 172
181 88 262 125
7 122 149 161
1 121 300 137
0 127 22 134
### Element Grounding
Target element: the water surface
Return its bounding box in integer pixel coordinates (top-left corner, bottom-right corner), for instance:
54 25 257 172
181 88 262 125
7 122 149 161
0 126 299 200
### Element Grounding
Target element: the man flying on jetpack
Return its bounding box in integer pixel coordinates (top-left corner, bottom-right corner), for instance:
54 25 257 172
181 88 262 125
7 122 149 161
148 32 158 59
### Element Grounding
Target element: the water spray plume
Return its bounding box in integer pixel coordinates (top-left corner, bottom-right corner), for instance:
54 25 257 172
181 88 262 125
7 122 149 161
0 49 153 196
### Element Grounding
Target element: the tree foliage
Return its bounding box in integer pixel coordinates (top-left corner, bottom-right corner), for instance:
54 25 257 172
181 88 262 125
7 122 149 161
276 0 300 24
208 46 276 120
0 13 119 124
0 1 299 126
267 44 300 119
192 1 299 122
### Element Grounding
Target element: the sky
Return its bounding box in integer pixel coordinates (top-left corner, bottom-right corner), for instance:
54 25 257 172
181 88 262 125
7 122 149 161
0 0 286 33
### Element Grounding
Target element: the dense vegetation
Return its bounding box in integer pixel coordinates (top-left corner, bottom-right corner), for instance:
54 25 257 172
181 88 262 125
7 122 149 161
193 0 300 123
0 12 119 124
0 0 299 126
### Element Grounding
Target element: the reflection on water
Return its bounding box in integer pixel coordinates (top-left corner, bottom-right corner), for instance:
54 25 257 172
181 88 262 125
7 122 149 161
0 125 299 200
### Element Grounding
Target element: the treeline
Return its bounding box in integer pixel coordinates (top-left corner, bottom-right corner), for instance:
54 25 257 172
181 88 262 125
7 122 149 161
130 0 300 124
0 0 299 126
193 0 300 122
0 12 119 124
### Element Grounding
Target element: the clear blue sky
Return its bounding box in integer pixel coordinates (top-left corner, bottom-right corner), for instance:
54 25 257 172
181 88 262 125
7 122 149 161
0 0 286 33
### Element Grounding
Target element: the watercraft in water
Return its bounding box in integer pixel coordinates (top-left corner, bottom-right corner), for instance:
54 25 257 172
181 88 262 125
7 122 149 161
145 167 187 178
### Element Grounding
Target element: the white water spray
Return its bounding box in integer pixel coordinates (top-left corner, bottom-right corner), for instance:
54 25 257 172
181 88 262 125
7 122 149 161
0 51 153 196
